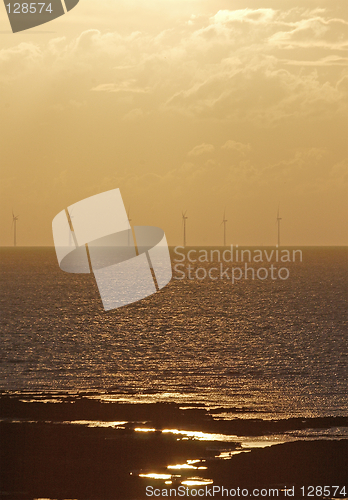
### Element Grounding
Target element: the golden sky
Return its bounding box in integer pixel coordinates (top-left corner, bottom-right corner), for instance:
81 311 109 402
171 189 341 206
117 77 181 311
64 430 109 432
0 0 347 246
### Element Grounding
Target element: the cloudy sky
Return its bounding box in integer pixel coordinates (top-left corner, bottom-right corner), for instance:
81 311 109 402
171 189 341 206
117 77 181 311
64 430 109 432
0 0 347 246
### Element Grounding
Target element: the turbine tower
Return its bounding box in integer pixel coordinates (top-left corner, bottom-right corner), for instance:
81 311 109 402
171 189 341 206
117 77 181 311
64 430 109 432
182 211 188 247
127 207 132 246
12 210 19 247
68 208 74 246
221 209 227 247
277 206 282 247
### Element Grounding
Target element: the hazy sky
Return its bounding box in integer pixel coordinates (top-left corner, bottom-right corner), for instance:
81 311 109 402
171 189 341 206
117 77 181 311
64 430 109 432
0 0 347 246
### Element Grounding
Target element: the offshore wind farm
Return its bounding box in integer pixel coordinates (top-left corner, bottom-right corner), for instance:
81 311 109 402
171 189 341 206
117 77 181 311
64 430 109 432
9 204 285 248
176 206 284 248
8 203 288 249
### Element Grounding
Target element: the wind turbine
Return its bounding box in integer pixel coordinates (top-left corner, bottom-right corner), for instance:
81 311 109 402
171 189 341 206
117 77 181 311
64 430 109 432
276 206 282 247
182 211 188 247
12 210 19 247
127 207 132 246
221 209 227 247
68 208 74 246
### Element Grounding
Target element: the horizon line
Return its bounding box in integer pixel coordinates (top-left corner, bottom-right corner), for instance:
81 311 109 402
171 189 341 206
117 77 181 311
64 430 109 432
1 245 347 249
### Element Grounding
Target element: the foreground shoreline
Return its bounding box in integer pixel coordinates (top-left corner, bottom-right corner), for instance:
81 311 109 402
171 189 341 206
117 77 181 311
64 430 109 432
1 395 347 500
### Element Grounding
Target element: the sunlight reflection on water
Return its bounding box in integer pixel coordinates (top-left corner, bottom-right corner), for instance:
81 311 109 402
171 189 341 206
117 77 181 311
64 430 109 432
2 248 347 422
181 479 214 486
139 473 172 480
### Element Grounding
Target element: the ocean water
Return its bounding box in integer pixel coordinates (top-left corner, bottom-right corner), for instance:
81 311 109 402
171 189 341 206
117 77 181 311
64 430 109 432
0 247 347 421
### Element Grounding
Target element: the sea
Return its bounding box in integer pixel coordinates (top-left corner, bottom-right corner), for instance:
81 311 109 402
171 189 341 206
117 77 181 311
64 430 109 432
1 246 347 425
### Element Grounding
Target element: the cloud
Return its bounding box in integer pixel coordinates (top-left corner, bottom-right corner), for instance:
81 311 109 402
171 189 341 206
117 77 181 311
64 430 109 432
188 143 215 156
221 140 251 155
165 58 345 124
212 9 276 25
281 55 348 67
92 82 150 93
123 108 144 121
269 17 348 50
0 42 42 81
0 6 346 124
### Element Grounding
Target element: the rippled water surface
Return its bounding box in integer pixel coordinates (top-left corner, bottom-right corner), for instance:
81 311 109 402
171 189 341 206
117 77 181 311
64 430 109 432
1 247 347 419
